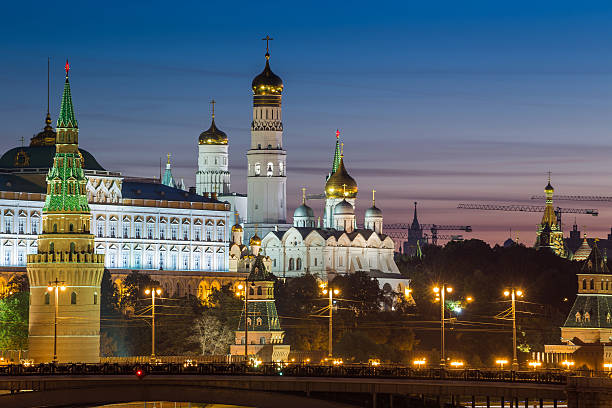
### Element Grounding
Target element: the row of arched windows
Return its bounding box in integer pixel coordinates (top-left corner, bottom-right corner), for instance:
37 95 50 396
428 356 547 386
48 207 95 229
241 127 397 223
582 278 610 291
287 258 302 271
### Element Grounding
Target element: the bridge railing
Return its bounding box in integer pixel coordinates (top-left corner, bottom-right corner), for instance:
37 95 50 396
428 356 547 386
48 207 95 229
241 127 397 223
0 363 577 384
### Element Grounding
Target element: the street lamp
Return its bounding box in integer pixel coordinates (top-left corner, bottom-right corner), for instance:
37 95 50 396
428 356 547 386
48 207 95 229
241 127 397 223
321 284 340 358
528 361 542 370
496 359 509 370
561 360 574 370
503 288 523 371
237 281 255 361
433 284 453 366
604 363 612 371
412 358 427 368
47 278 66 363
144 287 162 358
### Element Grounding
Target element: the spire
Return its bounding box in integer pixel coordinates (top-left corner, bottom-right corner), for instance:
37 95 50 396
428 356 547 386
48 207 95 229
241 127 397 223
372 189 376 207
412 202 419 224
541 173 557 227
44 57 52 130
302 187 307 205
330 129 341 175
57 60 78 129
161 153 175 188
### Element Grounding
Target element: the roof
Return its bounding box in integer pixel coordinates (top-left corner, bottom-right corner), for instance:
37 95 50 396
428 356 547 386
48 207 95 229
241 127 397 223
57 73 78 129
198 118 228 145
238 298 282 332
0 174 45 193
573 238 592 261
122 181 220 203
580 242 609 275
564 294 612 329
247 255 273 281
0 146 105 171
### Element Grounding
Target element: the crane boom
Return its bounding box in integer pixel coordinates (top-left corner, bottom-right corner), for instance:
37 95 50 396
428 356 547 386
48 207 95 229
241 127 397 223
531 195 612 202
384 223 472 231
457 203 598 215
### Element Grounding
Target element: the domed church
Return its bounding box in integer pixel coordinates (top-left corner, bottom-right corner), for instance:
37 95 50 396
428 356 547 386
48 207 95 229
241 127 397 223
259 131 412 305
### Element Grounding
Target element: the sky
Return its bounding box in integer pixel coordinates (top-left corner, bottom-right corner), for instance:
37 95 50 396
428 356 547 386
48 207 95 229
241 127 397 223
2 0 612 246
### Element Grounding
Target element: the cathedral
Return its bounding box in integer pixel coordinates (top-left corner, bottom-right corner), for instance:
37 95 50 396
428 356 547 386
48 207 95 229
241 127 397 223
534 178 567 257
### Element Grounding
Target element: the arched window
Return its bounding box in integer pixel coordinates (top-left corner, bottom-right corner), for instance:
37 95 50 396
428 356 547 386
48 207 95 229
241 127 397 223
69 223 74 232
94 292 98 305
602 281 605 290
582 279 587 290
71 292 77 305
590 279 595 290
288 258 294 271
257 287 262 295
254 163 261 176
249 287 254 296
296 258 302 270
256 317 262 326
70 242 75 253
44 292 50 305
53 224 57 233
49 242 54 253
260 336 266 344
266 162 273 177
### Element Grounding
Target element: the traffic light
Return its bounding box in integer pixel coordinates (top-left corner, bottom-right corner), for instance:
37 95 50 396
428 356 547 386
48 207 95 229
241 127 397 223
135 366 146 379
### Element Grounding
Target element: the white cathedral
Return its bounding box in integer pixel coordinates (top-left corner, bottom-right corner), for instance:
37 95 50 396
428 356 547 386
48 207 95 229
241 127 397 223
0 42 410 301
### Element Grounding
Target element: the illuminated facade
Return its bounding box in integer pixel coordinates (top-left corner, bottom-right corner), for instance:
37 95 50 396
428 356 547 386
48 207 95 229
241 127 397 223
196 102 230 196
534 178 567 257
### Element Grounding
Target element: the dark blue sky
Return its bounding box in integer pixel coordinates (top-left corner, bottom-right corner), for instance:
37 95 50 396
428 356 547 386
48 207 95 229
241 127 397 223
2 1 612 244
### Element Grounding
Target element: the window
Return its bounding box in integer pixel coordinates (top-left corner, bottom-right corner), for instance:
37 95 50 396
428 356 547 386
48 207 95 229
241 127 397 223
583 279 587 290
296 258 302 270
279 162 284 176
195 228 200 241
146 253 153 268
288 258 294 271
206 255 212 270
159 254 164 270
5 218 12 234
123 225 129 238
70 242 76 253
260 337 266 345
171 254 177 270
171 226 178 240
266 162 273 177
256 317 262 326
183 229 188 240
97 224 103 237
44 292 50 305
255 163 261 176
206 229 212 241
69 223 74 232
257 287 262 295
217 227 223 241
314 258 318 266
18 218 25 234
50 242 54 253
194 255 200 270
160 227 165 240
4 251 10 265
148 225 154 239
183 255 189 269
135 224 142 239
135 253 142 268
31 219 38 234
17 251 24 265
71 292 77 305
122 252 128 267
110 223 116 237
53 224 57 233
590 279 595 290
94 293 98 305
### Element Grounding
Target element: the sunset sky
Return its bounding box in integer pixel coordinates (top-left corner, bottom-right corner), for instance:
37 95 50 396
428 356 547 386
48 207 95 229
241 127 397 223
2 1 612 245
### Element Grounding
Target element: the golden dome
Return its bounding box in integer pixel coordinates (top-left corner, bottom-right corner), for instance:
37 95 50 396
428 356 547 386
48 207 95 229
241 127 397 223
325 156 357 199
231 223 243 232
198 118 227 145
249 233 261 246
252 55 283 96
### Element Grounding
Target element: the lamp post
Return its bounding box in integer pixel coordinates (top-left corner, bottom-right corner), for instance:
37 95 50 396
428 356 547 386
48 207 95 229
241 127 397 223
47 278 66 364
144 287 162 358
321 284 339 358
504 288 523 371
433 284 453 366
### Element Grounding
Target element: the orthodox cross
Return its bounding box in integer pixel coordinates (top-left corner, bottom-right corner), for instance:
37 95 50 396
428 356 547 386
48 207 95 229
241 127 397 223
262 35 273 53
302 187 307 204
210 99 216 119
547 171 552 183
167 153 171 164
372 189 376 206
340 142 344 156
342 183 347 196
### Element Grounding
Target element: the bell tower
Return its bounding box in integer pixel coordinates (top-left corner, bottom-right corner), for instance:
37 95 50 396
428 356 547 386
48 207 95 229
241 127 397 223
245 36 289 240
27 61 104 363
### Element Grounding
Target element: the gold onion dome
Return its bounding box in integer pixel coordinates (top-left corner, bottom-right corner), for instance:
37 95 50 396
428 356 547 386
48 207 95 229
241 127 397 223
325 156 357 199
199 118 227 145
249 233 261 246
545 182 554 193
231 223 243 232
252 53 283 96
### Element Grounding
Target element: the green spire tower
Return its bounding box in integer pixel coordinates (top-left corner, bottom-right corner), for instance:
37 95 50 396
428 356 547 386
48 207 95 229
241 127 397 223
27 61 105 363
327 129 342 181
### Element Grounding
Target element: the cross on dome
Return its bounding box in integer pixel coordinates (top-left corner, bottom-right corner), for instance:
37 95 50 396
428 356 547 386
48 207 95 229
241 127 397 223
210 99 216 118
262 35 273 57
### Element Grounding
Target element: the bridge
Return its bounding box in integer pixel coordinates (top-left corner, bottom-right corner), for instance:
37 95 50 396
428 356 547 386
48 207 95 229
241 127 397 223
0 363 610 408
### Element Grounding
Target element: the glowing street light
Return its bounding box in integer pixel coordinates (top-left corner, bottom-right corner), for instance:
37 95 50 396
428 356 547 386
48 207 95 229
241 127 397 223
604 363 612 371
504 287 524 371
449 360 464 368
433 284 453 367
47 278 66 363
322 283 340 358
413 358 427 367
496 359 509 370
144 287 162 358
561 360 575 370
528 361 542 370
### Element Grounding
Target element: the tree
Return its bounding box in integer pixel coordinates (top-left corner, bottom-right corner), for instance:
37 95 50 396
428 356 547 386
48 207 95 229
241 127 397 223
100 268 118 316
205 284 244 330
7 274 29 294
189 313 234 355
118 271 160 311
0 291 29 352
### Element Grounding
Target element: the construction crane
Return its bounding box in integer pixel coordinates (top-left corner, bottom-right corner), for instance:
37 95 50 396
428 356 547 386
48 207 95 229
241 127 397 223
384 223 472 246
457 203 598 227
386 230 465 243
531 195 612 202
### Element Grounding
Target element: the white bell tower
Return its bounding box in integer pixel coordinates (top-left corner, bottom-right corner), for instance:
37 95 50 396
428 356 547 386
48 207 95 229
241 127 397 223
245 36 290 240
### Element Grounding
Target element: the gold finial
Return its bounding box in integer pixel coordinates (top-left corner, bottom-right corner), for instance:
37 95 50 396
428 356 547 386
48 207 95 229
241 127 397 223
210 99 216 119
166 153 171 165
302 187 306 205
547 171 552 184
342 183 347 197
262 35 273 60
341 142 344 157
372 189 376 206
254 223 259 235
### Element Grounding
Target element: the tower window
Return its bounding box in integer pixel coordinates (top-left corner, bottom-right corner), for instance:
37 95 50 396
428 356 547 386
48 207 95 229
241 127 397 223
94 292 98 305
71 292 77 305
254 163 261 176
44 292 50 305
267 163 273 177
590 279 595 290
